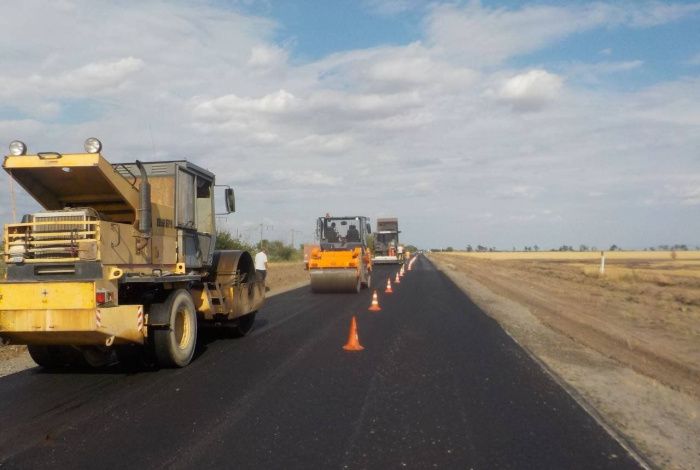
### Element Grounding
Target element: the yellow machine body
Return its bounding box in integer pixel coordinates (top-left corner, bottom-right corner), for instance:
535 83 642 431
309 216 373 293
0 144 264 358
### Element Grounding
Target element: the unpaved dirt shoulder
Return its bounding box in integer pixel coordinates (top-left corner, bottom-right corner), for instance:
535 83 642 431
0 262 310 378
430 255 700 470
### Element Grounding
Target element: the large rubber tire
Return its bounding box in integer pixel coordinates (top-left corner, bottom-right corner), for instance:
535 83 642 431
27 345 87 369
232 312 257 337
152 289 198 368
81 346 115 368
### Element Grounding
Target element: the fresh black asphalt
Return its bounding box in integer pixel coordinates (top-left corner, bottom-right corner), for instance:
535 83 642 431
0 256 642 469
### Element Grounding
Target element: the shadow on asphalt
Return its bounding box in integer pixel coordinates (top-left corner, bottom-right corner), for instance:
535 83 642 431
24 317 271 376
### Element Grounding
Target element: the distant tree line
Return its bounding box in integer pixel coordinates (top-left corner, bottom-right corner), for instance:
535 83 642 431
432 243 698 253
215 230 302 262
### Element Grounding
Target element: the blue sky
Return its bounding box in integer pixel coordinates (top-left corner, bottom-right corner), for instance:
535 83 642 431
0 1 699 248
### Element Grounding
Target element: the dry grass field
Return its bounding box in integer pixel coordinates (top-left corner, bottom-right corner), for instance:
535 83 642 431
433 251 700 394
431 251 700 469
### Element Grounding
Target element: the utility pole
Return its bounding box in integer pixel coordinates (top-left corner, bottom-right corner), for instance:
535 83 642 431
257 223 273 248
290 229 303 248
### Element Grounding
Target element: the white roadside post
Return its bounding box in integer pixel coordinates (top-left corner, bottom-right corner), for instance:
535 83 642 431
599 251 606 275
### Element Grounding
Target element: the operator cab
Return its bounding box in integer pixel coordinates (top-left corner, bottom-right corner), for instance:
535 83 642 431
317 216 371 251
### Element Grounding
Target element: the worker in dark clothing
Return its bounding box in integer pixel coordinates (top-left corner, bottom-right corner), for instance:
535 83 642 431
326 222 339 242
346 224 360 242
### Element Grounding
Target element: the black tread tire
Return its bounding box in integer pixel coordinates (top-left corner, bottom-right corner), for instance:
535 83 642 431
80 346 115 368
27 345 88 369
27 345 63 369
152 289 198 368
232 312 257 337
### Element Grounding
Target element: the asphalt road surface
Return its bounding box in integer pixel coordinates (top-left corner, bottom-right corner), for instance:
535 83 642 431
0 256 643 469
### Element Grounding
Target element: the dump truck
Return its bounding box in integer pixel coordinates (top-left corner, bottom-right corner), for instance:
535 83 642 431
0 138 265 368
371 217 403 264
308 216 372 293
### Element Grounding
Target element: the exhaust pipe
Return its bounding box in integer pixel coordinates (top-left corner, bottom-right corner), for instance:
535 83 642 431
135 160 152 236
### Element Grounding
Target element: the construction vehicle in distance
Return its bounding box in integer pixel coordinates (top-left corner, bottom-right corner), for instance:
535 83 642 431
372 217 403 264
302 243 319 270
0 138 265 369
308 215 372 293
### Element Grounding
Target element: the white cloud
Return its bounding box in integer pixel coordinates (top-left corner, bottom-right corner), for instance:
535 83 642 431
425 2 700 66
497 69 563 111
248 45 288 70
0 0 698 249
565 60 644 84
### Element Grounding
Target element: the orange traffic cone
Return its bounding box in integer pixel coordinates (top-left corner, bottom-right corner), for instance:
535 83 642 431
385 277 393 294
368 290 382 311
394 271 401 284
399 266 405 277
343 316 364 351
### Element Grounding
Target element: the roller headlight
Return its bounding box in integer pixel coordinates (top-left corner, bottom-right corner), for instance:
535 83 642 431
9 140 27 156
84 137 102 154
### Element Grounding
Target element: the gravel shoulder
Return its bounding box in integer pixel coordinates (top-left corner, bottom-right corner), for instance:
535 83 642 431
0 261 310 378
430 254 700 470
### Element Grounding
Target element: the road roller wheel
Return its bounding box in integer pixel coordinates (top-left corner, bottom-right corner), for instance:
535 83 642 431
310 270 362 293
232 312 257 337
27 345 88 369
80 346 115 368
27 345 64 369
152 289 198 368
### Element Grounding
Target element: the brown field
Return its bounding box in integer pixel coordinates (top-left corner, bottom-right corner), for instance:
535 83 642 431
431 251 700 469
264 260 309 295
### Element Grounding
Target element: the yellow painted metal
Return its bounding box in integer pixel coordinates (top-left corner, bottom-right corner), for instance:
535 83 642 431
108 267 124 280
308 247 371 292
191 286 214 317
0 304 145 345
310 247 362 270
3 153 140 224
0 282 95 310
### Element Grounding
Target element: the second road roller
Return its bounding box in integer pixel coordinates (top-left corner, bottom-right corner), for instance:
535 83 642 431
308 215 372 293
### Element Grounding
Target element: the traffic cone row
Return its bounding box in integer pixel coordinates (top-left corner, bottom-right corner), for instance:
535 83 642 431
344 263 418 351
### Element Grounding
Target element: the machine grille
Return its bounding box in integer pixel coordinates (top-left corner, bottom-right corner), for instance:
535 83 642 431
5 209 100 261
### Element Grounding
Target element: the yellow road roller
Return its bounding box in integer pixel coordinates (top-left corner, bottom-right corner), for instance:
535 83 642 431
308 216 372 293
0 138 264 368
